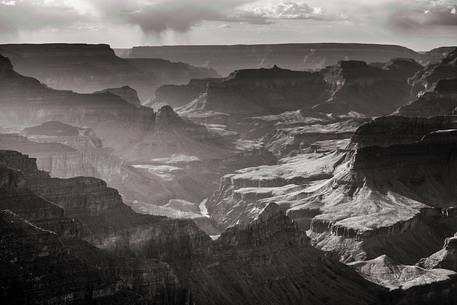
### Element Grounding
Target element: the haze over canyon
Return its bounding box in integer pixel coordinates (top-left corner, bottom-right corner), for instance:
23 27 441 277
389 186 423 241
1 1 457 304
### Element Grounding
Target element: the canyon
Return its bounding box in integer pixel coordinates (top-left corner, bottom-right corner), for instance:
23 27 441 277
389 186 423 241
2 41 457 304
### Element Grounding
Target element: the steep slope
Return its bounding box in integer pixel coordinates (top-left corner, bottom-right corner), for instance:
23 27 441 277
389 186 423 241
0 54 155 159
0 149 396 305
0 155 188 304
152 78 217 109
313 59 422 115
122 43 420 76
95 86 142 106
409 48 457 96
398 78 457 117
208 115 457 264
177 66 328 118
0 43 217 101
174 203 385 305
0 55 239 165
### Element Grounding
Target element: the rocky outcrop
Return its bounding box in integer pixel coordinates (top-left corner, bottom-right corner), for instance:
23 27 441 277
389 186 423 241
152 78 217 108
419 234 457 271
95 86 142 106
0 43 217 101
420 46 457 66
313 59 422 115
178 66 329 117
398 78 457 117
409 48 457 96
175 203 385 305
351 115 457 148
122 43 420 76
0 54 156 159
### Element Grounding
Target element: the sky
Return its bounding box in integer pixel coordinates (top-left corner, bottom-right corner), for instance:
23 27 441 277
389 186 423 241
0 0 456 51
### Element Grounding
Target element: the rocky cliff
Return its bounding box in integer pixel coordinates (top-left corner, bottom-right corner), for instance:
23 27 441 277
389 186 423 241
122 43 420 76
95 86 142 106
313 59 422 115
409 48 457 96
398 78 457 117
177 66 329 118
0 43 217 101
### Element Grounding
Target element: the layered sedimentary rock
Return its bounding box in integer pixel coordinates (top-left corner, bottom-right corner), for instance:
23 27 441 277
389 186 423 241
127 105 236 161
173 203 385 305
0 156 188 304
209 115 457 264
398 78 457 117
420 234 457 271
0 43 216 101
352 115 457 148
313 59 422 115
409 48 457 96
420 46 457 66
349 254 457 305
152 78 217 108
95 86 142 106
121 43 420 76
0 54 156 159
0 55 237 165
177 66 329 117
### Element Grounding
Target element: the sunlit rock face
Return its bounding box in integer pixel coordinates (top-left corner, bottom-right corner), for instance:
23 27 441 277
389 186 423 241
172 202 386 305
349 254 457 304
207 115 457 265
152 78 216 109
313 59 422 115
0 43 217 101
419 234 457 271
122 43 420 76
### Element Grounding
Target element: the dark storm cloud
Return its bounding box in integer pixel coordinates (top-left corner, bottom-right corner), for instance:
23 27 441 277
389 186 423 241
91 0 258 33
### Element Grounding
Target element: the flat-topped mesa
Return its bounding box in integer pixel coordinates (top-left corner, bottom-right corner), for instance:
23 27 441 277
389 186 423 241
195 66 328 116
95 86 142 106
124 43 420 75
313 59 422 116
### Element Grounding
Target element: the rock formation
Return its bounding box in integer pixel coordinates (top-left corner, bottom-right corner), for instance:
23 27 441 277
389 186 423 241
177 66 329 118
409 48 457 96
95 86 142 106
0 43 217 101
313 59 422 115
120 43 420 76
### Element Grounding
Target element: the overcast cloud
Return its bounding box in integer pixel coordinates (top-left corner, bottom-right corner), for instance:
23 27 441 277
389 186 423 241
0 0 456 50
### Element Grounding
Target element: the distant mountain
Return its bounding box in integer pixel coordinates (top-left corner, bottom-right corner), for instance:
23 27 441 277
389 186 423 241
0 43 217 101
118 43 421 76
